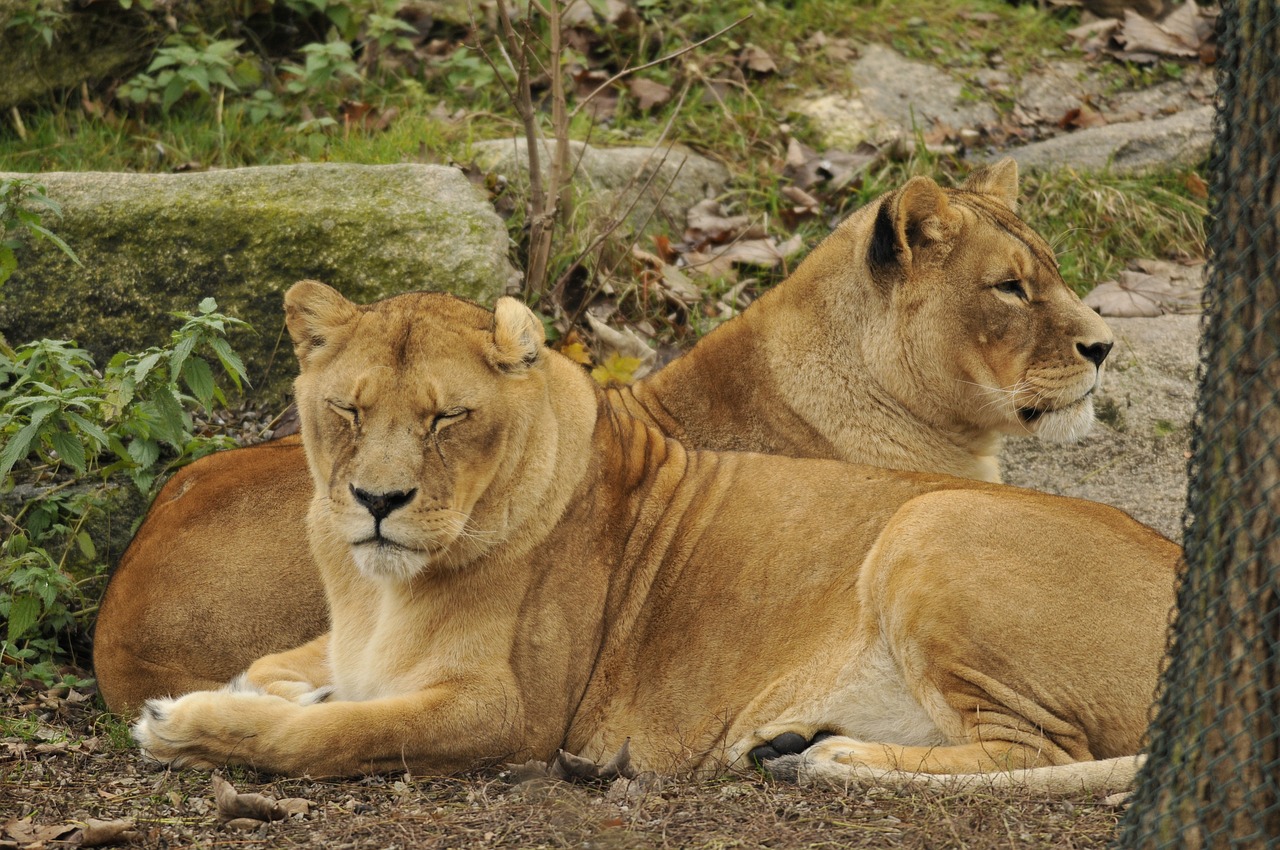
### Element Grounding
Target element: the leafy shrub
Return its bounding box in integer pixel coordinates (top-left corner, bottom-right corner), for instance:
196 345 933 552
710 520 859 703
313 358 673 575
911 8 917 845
0 177 251 687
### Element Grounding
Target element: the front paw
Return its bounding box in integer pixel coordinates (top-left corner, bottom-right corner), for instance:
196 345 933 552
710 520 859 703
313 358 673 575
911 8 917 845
132 689 295 771
133 693 222 770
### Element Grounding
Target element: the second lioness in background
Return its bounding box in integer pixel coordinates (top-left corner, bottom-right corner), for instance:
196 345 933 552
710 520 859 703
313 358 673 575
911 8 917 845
95 159 1116 712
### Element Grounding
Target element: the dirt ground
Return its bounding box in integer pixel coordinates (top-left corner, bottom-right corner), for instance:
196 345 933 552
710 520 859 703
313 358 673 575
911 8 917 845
1 683 1128 850
1004 313 1200 542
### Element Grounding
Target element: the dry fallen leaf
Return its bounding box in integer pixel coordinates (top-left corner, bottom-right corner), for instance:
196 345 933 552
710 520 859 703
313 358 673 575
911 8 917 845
1183 172 1208 199
628 78 672 111
585 314 656 379
212 774 311 824
1083 261 1205 317
77 818 139 847
739 44 777 74
591 353 644 388
1058 105 1108 131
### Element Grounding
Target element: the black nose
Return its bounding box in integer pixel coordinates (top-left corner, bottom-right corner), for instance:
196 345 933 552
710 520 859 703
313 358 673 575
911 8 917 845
350 485 417 521
1077 340 1114 368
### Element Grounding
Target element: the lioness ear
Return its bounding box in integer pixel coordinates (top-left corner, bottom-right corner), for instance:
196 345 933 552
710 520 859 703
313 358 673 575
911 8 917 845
960 158 1019 211
285 280 360 367
868 176 953 278
489 296 545 372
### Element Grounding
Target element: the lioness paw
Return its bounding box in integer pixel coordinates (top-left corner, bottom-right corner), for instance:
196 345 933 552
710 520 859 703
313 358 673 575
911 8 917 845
747 729 837 767
132 695 219 770
227 671 334 705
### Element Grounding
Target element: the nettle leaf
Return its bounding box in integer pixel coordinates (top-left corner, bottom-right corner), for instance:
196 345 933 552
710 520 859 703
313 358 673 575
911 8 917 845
49 428 88 474
149 387 189 448
209 336 248 389
75 531 96 560
0 402 56 478
64 410 109 450
127 437 160 470
7 594 40 642
169 333 197 382
182 356 216 410
133 350 165 385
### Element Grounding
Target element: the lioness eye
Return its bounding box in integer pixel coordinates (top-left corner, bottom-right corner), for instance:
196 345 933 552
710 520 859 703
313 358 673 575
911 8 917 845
431 408 469 432
995 279 1027 300
327 399 359 424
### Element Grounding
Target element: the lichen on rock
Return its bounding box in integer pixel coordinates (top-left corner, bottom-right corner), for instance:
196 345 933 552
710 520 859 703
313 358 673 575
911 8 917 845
0 163 518 405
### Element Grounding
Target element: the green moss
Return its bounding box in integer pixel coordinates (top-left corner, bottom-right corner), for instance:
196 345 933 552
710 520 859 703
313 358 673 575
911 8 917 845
0 164 515 405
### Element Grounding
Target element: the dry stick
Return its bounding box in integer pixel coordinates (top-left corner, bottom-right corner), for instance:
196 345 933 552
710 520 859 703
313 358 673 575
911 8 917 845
493 0 548 298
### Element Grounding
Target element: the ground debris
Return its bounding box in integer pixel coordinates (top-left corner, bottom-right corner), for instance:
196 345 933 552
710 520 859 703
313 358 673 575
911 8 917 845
212 773 312 824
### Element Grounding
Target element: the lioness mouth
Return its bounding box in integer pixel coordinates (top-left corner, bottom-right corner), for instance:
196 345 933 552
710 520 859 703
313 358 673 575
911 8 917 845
1017 389 1093 424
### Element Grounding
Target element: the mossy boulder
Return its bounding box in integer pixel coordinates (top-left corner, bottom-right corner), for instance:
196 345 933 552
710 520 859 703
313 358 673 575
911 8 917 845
471 138 729 236
0 164 518 405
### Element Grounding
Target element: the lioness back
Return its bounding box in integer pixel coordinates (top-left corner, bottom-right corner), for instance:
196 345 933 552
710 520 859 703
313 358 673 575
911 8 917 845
97 160 1118 714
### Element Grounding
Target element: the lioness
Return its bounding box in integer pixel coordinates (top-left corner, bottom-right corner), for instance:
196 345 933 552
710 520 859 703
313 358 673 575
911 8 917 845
97 160 1117 713
133 282 1172 792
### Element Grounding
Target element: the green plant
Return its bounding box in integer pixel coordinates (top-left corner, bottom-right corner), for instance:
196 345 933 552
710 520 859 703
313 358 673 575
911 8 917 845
1 300 251 687
0 177 78 292
280 40 362 94
4 0 69 48
117 34 247 113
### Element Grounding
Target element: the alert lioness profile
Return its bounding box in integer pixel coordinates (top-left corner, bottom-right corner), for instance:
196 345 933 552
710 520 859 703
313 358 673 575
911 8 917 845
98 160 1117 713
133 282 1172 791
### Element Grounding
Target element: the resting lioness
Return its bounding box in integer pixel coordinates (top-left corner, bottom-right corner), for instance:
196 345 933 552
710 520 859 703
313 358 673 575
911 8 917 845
97 160 1117 713
133 283 1171 792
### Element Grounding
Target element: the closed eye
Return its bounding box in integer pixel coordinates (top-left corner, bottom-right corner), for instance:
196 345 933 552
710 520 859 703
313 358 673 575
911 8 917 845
431 408 469 433
995 279 1028 300
327 399 359 425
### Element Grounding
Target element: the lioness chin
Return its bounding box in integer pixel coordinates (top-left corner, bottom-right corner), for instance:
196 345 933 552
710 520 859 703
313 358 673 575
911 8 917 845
133 282 1173 794
96 160 1119 715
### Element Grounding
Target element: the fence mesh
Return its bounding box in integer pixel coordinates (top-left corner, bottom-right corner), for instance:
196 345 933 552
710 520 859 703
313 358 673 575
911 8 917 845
1115 0 1280 847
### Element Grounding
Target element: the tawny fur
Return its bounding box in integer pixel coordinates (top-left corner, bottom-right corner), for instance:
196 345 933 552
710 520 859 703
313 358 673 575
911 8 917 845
97 161 1117 714
132 284 1173 795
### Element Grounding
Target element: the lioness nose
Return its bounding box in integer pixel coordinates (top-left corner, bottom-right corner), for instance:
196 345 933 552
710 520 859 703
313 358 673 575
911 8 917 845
1077 340 1113 367
350 485 417 521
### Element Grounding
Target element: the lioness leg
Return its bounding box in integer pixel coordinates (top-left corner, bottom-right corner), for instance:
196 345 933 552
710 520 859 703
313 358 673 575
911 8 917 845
238 632 333 702
794 734 1053 774
133 682 527 776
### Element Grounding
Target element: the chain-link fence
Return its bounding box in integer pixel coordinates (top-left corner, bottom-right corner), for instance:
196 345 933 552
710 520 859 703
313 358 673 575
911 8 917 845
1115 1 1280 847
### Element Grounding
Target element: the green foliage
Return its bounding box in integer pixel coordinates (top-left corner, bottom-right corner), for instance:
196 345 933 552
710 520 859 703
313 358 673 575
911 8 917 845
118 35 246 113
4 0 69 48
280 40 362 95
1 228 251 685
0 177 79 291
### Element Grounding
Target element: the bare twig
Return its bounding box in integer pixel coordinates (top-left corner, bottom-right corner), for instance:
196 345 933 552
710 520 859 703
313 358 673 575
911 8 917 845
570 16 751 120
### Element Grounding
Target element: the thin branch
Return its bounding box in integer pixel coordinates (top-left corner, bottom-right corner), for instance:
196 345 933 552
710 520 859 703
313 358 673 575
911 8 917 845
570 15 750 120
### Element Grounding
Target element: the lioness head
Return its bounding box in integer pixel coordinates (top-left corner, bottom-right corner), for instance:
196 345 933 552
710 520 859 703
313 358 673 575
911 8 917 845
852 159 1113 443
285 281 591 582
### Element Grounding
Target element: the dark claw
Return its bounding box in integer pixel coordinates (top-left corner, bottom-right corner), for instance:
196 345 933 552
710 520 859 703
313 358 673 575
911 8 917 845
769 732 809 755
750 730 835 767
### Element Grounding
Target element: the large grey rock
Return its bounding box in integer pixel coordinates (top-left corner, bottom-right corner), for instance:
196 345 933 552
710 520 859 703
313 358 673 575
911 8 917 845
471 138 729 235
1003 314 1201 541
0 164 517 403
795 44 999 148
1000 105 1213 175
